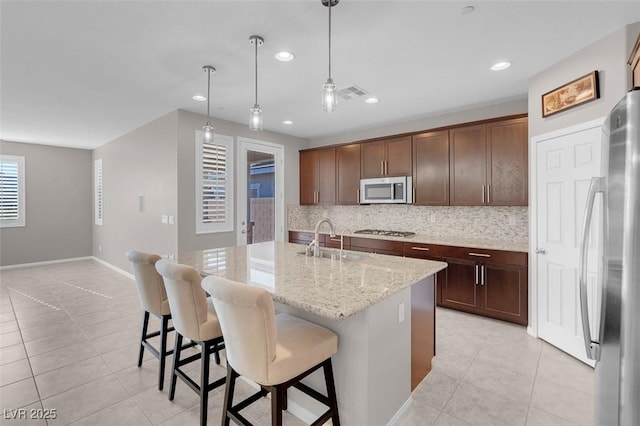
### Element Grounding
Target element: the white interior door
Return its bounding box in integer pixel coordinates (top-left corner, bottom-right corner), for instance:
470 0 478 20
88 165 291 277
535 124 604 365
236 138 285 246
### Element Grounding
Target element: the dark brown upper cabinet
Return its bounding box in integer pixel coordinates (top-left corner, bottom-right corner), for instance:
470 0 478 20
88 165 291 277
299 147 336 205
486 118 528 206
412 131 450 206
450 125 487 206
336 144 361 205
450 117 528 206
361 136 412 178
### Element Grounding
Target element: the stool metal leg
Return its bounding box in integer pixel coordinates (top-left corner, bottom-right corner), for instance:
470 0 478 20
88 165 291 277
222 363 238 426
138 311 150 367
324 359 340 426
169 333 183 401
271 385 284 426
158 314 169 390
199 342 211 426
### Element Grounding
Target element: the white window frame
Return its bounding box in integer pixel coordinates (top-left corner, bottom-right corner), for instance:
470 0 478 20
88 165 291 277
196 132 234 234
94 159 103 226
0 155 26 228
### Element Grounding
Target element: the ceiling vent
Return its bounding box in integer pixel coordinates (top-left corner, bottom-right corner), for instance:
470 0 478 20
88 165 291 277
337 85 368 101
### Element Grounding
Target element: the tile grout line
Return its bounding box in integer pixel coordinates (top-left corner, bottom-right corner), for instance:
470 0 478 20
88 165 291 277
4 288 48 425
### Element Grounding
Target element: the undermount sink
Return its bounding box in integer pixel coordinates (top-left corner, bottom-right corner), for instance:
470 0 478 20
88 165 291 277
296 249 362 262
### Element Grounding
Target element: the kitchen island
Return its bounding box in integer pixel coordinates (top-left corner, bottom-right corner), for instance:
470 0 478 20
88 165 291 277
179 241 447 425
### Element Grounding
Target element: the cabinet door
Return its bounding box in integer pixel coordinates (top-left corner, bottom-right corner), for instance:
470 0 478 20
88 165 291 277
482 262 528 325
361 140 386 178
449 125 486 205
299 150 317 205
385 136 412 176
317 147 336 205
413 131 449 205
486 118 528 206
336 144 361 204
439 257 481 314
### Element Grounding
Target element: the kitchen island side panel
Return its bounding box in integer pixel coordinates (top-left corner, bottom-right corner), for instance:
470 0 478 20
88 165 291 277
274 285 412 425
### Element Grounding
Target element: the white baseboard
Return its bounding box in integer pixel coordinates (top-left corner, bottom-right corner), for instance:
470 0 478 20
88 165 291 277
283 397 318 425
91 256 134 280
0 256 93 270
387 396 412 426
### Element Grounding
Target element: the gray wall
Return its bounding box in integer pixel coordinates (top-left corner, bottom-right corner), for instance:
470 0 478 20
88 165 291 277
176 109 308 252
308 98 528 148
529 22 640 138
0 140 92 266
92 111 179 272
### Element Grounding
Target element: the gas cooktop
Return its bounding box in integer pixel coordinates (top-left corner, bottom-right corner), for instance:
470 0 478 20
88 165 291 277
354 229 416 238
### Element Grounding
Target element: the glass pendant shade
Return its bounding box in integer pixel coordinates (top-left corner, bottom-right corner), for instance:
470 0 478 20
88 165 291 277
322 79 337 112
249 105 263 131
203 122 214 142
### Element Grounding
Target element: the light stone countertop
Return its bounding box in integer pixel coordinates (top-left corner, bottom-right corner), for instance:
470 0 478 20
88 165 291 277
289 228 529 253
178 241 447 321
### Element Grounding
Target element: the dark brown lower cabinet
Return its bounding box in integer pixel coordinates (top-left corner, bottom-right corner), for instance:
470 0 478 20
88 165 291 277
403 242 528 325
289 232 528 325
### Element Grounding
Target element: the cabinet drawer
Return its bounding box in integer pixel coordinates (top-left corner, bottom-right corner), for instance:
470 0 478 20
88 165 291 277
288 231 323 245
444 246 527 266
403 242 449 258
350 237 403 256
324 235 350 249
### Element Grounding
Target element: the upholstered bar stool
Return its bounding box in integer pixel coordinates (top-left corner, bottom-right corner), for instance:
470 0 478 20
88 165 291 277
202 276 340 426
155 260 225 426
126 249 176 391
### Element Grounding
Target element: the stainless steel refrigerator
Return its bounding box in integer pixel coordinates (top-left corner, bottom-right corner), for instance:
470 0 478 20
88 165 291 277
580 88 640 425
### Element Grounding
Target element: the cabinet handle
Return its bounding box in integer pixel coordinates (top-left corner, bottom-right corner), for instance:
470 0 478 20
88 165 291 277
487 184 491 204
481 185 485 204
381 161 385 176
411 246 430 251
469 252 491 258
474 264 479 285
481 265 486 286
385 161 388 175
329 238 341 242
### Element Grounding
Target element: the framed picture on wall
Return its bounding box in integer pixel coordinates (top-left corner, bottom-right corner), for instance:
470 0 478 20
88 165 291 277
542 71 600 118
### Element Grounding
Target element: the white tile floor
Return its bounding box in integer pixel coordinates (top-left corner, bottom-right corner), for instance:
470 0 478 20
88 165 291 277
0 259 594 425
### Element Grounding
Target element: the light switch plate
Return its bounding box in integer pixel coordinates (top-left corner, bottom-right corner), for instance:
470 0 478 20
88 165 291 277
161 215 168 224
398 303 405 323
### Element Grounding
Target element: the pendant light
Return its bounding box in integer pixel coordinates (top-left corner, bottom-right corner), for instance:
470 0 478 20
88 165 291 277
249 35 264 131
202 65 216 142
322 0 339 112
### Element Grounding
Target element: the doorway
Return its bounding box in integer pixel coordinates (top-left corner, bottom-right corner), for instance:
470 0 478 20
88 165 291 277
236 138 284 246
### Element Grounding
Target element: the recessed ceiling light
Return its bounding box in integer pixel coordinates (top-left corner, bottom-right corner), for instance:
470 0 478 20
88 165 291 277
365 97 379 104
491 61 511 71
283 120 293 125
460 6 475 15
192 95 206 101
275 51 295 62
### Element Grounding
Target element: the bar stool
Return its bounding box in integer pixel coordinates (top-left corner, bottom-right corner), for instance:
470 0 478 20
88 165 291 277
126 249 176 391
155 260 225 426
202 276 340 426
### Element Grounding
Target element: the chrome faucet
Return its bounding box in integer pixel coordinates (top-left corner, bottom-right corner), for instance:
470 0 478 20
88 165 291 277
312 218 336 257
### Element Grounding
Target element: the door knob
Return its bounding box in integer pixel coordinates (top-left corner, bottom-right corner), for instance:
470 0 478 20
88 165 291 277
535 248 547 255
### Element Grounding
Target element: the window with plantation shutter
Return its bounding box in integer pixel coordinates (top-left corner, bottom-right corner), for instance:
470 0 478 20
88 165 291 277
196 132 234 233
0 155 25 228
94 159 103 226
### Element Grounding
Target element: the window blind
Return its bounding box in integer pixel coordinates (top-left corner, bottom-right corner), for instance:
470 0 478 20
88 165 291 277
0 155 25 227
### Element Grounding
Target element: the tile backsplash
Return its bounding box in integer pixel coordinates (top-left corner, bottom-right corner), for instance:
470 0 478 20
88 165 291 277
288 205 528 241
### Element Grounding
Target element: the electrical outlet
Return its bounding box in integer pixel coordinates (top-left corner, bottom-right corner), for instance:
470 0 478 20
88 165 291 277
398 303 405 323
357 213 362 220
508 215 517 226
429 214 436 223
161 215 168 224
168 215 175 225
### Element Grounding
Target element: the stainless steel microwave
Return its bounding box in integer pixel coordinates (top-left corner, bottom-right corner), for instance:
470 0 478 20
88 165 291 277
360 176 413 204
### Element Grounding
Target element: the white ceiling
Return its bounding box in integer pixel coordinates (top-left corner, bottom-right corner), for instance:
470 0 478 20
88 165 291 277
1 1 639 150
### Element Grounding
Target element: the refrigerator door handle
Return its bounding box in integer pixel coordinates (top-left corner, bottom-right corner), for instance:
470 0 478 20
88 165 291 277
579 176 606 361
